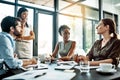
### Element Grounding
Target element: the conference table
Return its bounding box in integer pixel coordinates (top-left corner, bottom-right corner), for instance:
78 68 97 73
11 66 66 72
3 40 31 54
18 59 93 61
2 61 120 80
72 67 120 80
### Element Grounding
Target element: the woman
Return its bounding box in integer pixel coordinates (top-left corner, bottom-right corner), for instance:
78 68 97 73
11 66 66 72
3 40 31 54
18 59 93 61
15 7 35 59
74 18 120 66
51 25 76 61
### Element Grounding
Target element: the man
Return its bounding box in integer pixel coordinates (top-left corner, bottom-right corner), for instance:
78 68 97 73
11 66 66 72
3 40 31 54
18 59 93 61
0 16 37 69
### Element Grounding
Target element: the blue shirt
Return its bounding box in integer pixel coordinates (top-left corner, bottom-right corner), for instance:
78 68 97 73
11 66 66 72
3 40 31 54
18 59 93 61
0 32 23 69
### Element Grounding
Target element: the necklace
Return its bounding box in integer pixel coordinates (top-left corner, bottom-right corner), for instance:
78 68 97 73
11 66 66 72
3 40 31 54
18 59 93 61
101 38 110 48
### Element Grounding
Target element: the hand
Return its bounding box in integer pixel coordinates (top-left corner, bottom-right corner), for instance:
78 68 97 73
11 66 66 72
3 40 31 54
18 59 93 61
50 55 55 61
73 54 87 63
31 58 37 64
78 55 87 61
15 37 22 41
58 59 63 62
73 54 79 63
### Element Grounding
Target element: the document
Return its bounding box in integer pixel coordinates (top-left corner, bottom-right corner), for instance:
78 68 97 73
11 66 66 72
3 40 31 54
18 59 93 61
74 65 99 69
3 70 47 80
25 63 48 70
57 61 78 66
55 65 74 70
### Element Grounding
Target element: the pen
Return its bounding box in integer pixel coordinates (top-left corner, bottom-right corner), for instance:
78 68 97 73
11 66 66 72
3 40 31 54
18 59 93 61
34 73 46 78
49 54 52 57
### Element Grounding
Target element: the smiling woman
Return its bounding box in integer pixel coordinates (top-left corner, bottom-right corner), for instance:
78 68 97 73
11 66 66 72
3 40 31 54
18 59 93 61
15 7 35 59
51 25 76 61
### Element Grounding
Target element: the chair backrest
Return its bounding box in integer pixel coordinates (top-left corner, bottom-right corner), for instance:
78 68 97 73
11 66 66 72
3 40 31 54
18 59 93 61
0 59 8 79
0 59 4 69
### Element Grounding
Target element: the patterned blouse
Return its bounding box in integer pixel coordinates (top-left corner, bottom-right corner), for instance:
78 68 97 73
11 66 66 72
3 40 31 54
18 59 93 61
87 37 120 66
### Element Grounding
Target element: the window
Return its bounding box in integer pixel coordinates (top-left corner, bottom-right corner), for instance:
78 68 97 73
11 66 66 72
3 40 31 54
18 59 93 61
2 0 15 3
0 3 14 32
38 13 53 54
85 7 99 20
59 14 83 51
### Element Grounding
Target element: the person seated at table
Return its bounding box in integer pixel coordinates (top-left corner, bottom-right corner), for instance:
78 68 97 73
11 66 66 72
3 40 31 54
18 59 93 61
74 18 120 67
51 25 76 61
0 16 37 69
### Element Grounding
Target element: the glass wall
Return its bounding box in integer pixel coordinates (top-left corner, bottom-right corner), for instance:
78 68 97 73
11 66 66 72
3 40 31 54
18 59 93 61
84 20 92 52
3 0 15 3
0 3 14 32
38 13 53 54
85 8 99 20
59 14 83 49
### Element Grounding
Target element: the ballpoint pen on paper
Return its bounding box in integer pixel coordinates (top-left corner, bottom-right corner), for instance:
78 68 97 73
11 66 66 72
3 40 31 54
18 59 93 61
34 72 46 78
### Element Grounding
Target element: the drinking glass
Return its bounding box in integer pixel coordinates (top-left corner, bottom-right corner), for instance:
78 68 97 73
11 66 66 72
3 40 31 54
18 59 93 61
44 57 51 64
44 53 51 64
79 61 90 73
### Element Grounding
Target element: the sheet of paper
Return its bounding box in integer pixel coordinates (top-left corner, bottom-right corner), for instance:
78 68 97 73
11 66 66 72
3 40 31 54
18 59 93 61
74 66 99 69
57 61 78 66
24 63 48 70
35 64 48 70
90 66 99 69
4 66 75 80
25 64 38 68
55 65 74 70
3 70 47 80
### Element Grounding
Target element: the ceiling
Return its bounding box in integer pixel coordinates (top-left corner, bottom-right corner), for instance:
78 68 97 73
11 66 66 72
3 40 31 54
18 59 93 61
19 0 120 10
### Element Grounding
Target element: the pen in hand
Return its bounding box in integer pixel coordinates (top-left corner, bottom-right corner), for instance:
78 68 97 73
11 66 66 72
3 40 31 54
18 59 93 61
49 54 52 58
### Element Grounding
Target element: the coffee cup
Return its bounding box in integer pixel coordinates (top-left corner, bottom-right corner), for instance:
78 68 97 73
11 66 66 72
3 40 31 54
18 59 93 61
99 63 115 71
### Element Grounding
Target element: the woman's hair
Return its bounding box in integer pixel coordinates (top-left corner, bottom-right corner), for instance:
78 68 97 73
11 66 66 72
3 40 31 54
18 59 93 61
58 25 70 36
17 7 29 27
102 18 117 39
1 16 21 33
